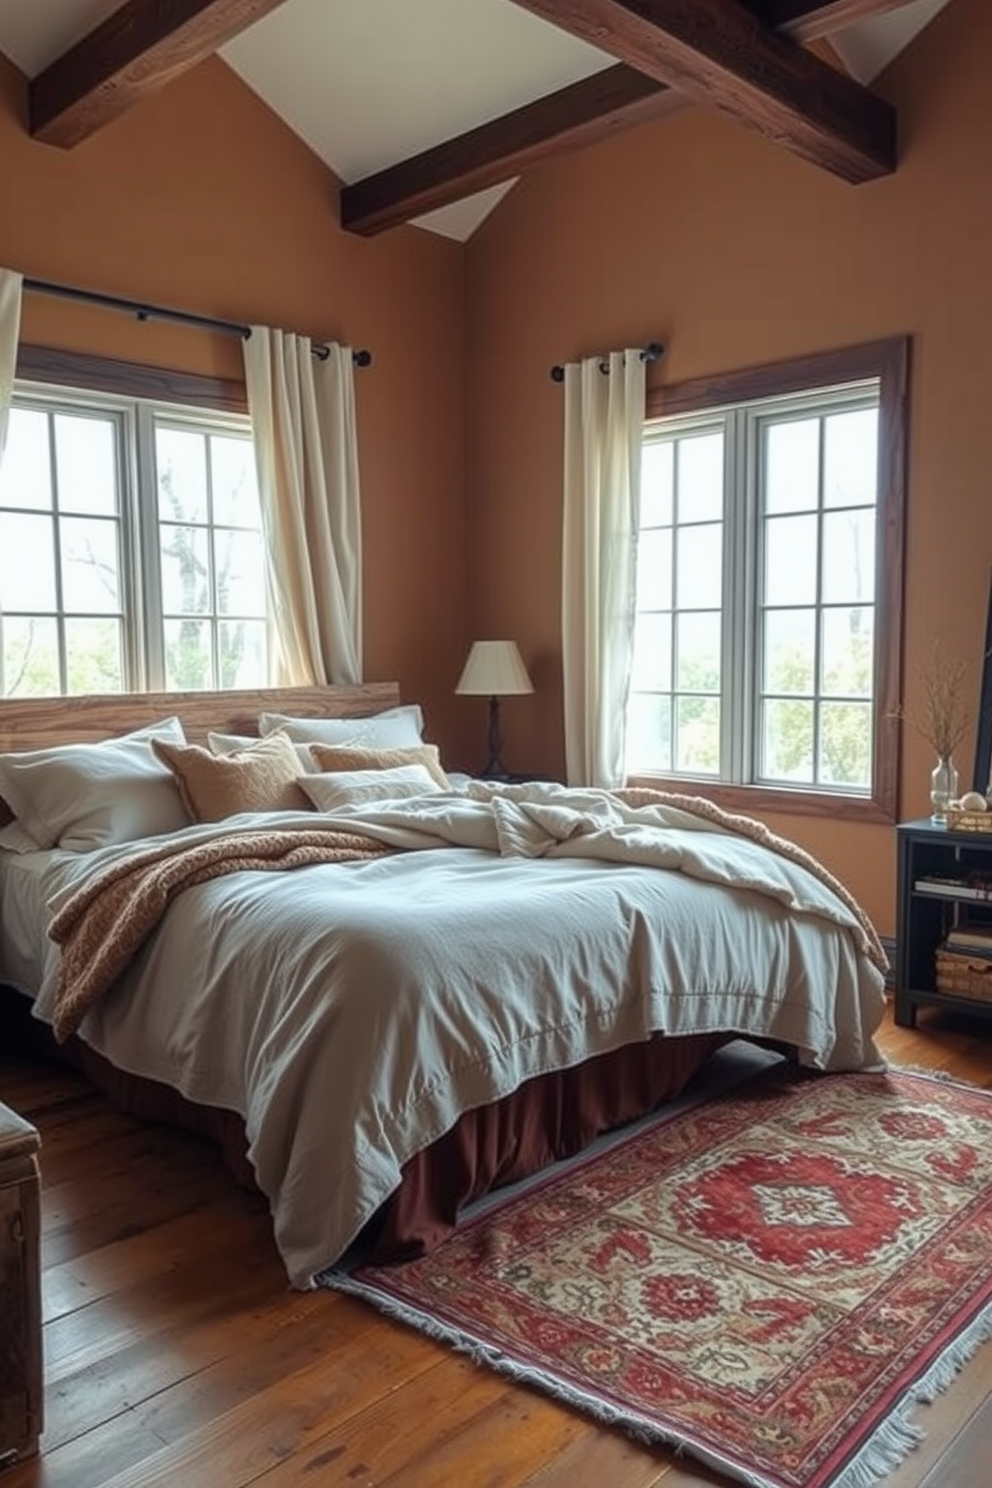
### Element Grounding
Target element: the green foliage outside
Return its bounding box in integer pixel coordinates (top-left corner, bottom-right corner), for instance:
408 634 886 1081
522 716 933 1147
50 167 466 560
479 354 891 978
630 611 873 788
765 623 873 787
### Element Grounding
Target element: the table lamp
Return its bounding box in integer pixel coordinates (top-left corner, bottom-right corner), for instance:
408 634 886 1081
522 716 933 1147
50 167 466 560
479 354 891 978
455 639 533 779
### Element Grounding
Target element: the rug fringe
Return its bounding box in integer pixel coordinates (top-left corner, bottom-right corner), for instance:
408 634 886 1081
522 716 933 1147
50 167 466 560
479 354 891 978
831 1296 992 1488
323 1270 992 1488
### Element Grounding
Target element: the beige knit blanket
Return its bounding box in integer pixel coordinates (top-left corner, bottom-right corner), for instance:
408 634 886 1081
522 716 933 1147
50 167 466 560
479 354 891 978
48 826 395 1043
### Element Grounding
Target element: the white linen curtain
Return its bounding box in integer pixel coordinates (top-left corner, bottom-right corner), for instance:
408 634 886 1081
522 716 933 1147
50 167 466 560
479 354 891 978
0 268 24 698
561 349 645 788
243 327 362 685
0 267 22 467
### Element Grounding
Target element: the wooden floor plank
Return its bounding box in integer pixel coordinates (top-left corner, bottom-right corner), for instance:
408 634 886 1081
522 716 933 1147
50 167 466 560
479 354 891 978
519 1429 672 1487
42 1256 305 1452
915 1392 992 1488
80 1337 454 1488
881 1331 992 1488
42 1187 272 1320
272 1369 590 1488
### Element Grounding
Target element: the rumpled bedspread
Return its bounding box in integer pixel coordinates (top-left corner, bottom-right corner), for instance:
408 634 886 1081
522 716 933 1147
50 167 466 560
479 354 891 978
48 780 886 1044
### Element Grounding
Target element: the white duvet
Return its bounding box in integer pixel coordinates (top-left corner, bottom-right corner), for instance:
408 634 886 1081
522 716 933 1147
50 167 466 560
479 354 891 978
14 782 886 1287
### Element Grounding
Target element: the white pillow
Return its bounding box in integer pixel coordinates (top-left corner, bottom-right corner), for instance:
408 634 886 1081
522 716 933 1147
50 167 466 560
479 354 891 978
0 717 191 852
0 818 45 855
298 764 439 812
258 704 424 751
208 730 314 770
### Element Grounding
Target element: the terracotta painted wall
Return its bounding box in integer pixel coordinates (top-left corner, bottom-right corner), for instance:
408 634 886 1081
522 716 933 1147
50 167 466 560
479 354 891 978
0 51 470 753
464 0 992 934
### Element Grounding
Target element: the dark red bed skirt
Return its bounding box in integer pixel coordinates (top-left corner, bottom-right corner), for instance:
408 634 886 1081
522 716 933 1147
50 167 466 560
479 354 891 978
1 985 728 1264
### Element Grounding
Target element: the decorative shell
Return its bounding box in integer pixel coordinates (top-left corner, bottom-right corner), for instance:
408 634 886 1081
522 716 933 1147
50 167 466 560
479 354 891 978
957 791 988 812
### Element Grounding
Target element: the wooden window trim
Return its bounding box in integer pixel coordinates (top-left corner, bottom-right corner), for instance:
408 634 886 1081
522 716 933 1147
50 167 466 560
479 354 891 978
15 344 247 414
630 337 908 825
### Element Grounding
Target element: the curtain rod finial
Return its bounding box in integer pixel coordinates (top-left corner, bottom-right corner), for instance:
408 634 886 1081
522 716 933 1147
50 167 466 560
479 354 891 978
549 340 664 382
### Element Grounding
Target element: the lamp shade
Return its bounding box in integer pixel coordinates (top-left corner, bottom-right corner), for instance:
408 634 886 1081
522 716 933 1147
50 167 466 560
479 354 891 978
455 640 533 697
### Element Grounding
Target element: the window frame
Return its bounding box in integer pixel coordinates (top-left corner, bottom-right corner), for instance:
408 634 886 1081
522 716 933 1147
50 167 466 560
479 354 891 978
630 337 908 825
3 345 264 698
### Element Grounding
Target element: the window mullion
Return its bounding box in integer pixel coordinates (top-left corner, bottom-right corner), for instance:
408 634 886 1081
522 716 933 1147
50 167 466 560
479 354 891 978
205 434 221 690
723 409 752 785
813 415 827 787
107 405 140 692
134 404 164 690
718 412 736 781
742 410 763 785
45 410 68 693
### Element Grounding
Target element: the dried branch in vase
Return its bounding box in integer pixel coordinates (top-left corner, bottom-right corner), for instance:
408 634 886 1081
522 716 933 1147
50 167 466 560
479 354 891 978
890 640 970 759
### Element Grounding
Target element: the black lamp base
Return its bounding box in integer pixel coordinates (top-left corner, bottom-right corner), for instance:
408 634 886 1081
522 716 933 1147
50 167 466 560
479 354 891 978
478 695 510 779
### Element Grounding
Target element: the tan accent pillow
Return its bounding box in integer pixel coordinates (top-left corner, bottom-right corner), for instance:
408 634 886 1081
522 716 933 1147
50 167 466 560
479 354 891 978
309 742 451 789
152 732 311 822
208 730 315 770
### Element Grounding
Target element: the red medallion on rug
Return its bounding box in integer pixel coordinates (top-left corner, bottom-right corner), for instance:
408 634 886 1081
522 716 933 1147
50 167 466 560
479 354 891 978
327 1061 992 1488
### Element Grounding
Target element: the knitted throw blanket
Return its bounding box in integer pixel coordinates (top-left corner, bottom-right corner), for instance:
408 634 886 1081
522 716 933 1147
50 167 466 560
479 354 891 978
48 826 395 1042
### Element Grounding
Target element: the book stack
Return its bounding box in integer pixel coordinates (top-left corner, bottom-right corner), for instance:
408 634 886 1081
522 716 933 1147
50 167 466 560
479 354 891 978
943 924 992 958
914 875 992 900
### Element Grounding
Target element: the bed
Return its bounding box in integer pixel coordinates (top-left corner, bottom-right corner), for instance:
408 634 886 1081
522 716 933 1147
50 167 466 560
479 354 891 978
0 683 888 1289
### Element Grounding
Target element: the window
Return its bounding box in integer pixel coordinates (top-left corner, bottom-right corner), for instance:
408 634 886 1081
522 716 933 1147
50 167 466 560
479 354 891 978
626 340 907 823
0 380 267 697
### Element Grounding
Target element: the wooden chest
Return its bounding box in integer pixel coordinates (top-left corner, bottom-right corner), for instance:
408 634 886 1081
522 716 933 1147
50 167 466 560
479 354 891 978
0 1103 42 1468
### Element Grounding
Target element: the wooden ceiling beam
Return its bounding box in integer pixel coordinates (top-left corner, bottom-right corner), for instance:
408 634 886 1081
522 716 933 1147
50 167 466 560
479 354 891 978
745 0 917 44
508 0 896 183
30 0 291 147
343 0 905 235
341 64 678 238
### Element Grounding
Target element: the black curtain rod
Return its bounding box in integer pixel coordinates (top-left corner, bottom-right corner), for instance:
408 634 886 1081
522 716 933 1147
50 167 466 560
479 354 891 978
22 276 373 368
549 341 664 383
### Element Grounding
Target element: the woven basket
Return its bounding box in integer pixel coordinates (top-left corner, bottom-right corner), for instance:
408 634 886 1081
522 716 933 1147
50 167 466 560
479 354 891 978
944 807 992 833
935 948 992 1003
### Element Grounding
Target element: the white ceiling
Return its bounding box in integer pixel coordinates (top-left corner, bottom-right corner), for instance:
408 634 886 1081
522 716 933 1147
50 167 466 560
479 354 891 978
0 0 953 241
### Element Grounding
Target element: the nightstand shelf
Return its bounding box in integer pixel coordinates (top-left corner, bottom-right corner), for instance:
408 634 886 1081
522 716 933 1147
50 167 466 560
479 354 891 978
895 818 992 1028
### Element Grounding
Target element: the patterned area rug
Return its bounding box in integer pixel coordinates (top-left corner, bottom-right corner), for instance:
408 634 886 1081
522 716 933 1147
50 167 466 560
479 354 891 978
326 1059 992 1488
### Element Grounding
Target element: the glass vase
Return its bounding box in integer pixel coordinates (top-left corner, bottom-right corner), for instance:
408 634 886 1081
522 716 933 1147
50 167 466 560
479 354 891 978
930 755 959 823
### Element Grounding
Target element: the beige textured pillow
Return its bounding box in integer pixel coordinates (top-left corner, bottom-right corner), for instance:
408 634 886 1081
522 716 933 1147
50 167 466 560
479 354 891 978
152 732 311 822
208 730 314 770
309 742 451 789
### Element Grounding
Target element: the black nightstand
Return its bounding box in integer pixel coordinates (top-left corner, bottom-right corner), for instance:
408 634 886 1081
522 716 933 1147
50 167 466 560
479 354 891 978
460 770 560 785
895 817 992 1028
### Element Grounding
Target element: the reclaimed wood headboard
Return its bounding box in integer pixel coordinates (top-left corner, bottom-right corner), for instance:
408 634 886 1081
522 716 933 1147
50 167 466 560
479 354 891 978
0 682 401 754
